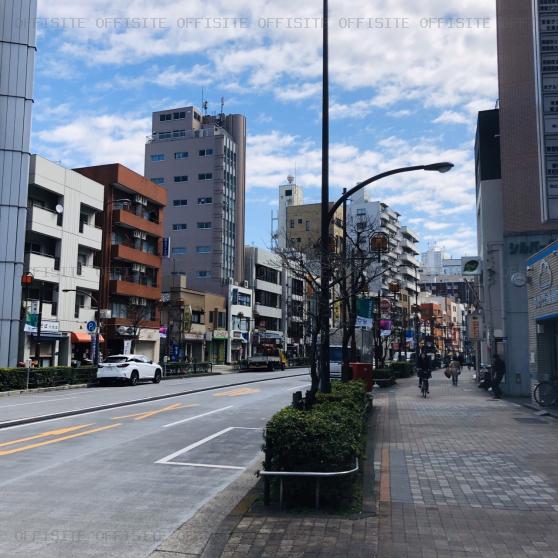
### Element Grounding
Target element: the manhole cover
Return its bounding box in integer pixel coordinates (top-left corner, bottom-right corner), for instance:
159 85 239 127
513 417 547 424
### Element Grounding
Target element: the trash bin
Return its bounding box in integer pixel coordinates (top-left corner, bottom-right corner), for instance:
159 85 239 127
350 362 374 391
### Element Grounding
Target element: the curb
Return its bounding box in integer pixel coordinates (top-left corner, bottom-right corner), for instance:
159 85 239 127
0 372 308 430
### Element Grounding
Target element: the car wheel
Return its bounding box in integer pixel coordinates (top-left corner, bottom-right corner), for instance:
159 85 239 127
129 371 139 386
153 369 162 384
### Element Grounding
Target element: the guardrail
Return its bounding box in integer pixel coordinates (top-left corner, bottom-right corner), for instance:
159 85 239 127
161 362 213 377
259 458 359 509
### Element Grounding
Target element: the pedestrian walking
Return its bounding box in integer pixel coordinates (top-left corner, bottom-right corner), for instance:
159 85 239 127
447 356 461 386
491 354 506 399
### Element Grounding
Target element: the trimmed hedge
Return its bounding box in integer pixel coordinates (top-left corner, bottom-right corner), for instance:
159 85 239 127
162 362 213 376
391 361 415 378
263 380 367 509
0 366 98 392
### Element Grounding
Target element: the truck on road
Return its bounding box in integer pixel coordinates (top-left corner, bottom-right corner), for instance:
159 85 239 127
247 346 287 371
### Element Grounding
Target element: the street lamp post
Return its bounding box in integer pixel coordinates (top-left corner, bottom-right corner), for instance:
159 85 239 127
63 289 101 366
317 0 453 394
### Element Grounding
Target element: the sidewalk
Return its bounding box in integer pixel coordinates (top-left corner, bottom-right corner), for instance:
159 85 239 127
151 369 558 558
375 369 558 558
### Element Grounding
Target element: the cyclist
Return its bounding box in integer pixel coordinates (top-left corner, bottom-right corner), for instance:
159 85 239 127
417 351 432 394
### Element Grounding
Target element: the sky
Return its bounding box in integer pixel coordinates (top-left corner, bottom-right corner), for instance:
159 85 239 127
32 0 497 257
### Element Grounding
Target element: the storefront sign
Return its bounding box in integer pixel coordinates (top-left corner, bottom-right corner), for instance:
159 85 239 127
25 320 60 334
534 289 558 309
123 340 132 355
184 333 204 341
213 329 228 340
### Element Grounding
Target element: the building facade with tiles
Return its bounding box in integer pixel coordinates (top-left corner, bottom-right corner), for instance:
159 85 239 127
527 240 558 394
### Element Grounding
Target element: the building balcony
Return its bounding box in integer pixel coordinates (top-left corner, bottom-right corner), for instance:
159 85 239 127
111 244 161 268
25 252 60 281
400 265 418 279
79 222 102 249
112 209 163 238
401 251 420 267
76 264 101 289
109 279 160 300
400 238 420 255
27 204 63 239
254 304 282 319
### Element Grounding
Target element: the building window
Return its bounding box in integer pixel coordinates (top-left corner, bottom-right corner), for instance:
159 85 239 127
298 218 303 224
197 222 212 229
175 151 188 159
193 112 201 121
173 111 186 120
198 197 213 204
199 149 214 156
292 278 304 296
289 219 294 229
171 247 187 256
174 176 188 182
158 132 171 140
198 173 213 180
256 265 279 284
285 189 292 196
173 199 188 206
305 220 311 231
197 270 211 278
172 130 186 138
150 177 164 185
357 208 366 216
159 113 172 121
151 154 165 162
196 246 211 253
172 224 187 231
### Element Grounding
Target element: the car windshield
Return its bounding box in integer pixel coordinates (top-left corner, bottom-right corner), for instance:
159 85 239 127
103 356 128 363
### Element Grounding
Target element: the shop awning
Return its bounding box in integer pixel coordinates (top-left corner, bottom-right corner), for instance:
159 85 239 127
71 332 105 343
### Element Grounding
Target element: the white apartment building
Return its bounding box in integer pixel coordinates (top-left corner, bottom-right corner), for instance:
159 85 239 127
348 196 421 306
244 246 306 357
21 156 104 366
227 283 253 363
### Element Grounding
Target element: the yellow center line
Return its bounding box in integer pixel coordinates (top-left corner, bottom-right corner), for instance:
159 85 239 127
111 402 196 421
0 423 122 457
0 424 94 448
214 387 260 397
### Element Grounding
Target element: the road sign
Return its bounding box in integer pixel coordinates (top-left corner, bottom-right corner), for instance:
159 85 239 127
86 320 97 333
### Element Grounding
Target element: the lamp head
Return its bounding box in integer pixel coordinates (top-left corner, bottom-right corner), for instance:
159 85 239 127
424 162 454 173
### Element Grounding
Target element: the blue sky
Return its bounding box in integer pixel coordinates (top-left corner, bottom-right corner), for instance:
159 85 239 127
32 0 497 256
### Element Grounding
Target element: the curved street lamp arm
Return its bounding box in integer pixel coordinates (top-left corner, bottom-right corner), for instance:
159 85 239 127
62 288 99 307
327 165 426 224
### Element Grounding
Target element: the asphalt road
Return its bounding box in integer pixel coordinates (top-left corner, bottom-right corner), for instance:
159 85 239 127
0 369 308 425
0 371 311 558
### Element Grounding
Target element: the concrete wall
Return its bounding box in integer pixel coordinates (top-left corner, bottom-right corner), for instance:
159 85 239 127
0 0 37 366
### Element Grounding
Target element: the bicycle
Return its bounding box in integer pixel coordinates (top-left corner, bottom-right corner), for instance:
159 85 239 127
533 379 558 407
420 378 429 398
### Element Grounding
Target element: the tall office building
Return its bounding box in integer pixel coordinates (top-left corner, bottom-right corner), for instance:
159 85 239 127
144 106 246 294
0 1 37 367
472 1 558 395
276 176 304 249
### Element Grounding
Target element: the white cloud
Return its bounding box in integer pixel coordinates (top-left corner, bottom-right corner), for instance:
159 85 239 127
433 111 469 125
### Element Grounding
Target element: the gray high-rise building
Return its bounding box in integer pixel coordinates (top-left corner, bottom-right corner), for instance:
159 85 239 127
0 1 37 367
145 106 246 294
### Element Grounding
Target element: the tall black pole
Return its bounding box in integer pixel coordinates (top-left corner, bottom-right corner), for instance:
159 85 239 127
319 0 331 393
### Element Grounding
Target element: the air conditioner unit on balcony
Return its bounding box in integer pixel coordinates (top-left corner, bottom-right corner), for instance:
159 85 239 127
132 263 146 273
133 230 147 240
134 195 148 206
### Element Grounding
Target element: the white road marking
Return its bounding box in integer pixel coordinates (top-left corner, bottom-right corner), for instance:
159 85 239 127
156 427 235 464
0 396 80 408
161 406 234 428
159 462 245 470
156 426 261 469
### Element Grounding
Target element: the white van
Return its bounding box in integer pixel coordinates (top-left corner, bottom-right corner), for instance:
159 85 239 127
329 345 362 379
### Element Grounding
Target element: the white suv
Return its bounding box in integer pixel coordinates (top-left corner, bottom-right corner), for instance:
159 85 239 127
97 355 162 386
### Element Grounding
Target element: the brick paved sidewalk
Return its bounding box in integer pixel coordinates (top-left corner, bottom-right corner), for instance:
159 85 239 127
375 368 558 558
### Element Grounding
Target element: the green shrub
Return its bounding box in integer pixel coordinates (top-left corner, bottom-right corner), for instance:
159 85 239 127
0 366 98 392
373 367 395 381
391 361 414 378
263 380 367 509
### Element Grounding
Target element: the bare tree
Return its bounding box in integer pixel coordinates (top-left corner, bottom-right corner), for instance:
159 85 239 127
125 300 157 353
274 214 385 390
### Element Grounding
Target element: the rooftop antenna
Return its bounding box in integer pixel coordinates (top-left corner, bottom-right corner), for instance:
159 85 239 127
220 96 225 117
202 88 208 116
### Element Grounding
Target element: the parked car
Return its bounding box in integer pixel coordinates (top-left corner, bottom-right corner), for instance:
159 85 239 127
97 354 162 385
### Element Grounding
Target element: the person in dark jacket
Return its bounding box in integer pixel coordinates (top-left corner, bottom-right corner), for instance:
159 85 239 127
492 354 506 399
417 352 432 391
